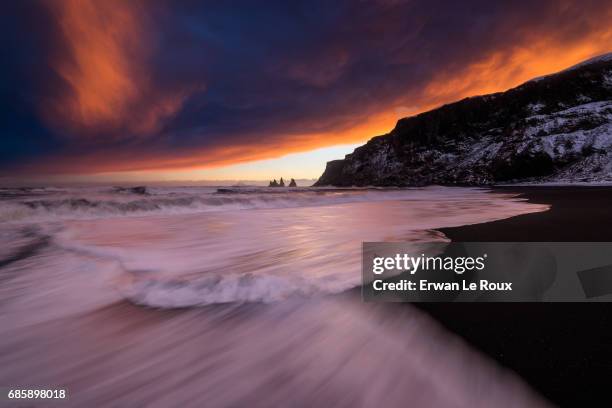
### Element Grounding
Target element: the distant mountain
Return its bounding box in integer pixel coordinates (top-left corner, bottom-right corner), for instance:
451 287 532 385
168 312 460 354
315 53 612 186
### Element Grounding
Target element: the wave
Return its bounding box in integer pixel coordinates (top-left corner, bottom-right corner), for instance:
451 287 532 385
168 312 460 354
115 241 448 308
119 270 333 308
0 185 550 307
52 232 441 309
33 186 548 308
0 186 488 223
0 226 50 270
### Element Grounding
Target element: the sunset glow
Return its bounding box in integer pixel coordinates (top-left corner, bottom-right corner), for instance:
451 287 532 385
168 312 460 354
2 0 612 182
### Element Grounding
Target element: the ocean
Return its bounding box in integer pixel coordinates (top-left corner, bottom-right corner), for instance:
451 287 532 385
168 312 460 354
0 185 550 406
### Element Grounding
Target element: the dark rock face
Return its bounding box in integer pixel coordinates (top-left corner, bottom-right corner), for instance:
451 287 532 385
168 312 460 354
269 177 296 187
315 54 612 186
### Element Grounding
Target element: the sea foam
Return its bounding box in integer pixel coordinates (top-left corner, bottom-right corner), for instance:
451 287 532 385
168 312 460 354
1 186 546 307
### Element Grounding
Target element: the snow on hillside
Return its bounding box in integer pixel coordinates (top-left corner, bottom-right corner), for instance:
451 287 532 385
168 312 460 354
316 53 612 186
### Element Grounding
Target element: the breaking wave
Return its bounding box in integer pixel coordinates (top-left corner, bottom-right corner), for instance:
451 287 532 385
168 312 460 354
120 269 335 308
1 185 550 307
0 185 496 222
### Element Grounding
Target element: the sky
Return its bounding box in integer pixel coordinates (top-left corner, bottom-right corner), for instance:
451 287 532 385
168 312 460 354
1 0 612 184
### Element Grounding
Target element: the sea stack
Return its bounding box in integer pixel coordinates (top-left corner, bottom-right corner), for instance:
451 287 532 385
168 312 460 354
289 178 297 187
279 177 285 187
269 179 279 187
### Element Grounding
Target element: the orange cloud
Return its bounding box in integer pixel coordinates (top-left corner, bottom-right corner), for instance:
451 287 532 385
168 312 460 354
45 0 191 137
13 1 612 179
422 26 612 109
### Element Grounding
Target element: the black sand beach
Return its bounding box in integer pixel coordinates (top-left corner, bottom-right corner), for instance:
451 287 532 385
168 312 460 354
421 186 612 406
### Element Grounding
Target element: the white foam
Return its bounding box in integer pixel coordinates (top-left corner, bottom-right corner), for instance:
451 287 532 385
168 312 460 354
20 187 546 307
0 185 528 223
0 186 441 222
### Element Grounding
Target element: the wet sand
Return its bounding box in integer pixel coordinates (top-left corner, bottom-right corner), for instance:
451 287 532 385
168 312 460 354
0 295 550 407
422 186 612 406
441 186 612 241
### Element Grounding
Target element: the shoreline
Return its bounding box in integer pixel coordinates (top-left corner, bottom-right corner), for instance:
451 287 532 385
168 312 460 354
418 185 612 406
441 185 612 241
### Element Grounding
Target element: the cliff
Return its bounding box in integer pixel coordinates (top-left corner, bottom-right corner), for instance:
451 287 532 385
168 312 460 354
315 53 612 186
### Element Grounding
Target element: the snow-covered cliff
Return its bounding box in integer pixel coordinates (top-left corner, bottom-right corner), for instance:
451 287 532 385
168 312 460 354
315 53 612 186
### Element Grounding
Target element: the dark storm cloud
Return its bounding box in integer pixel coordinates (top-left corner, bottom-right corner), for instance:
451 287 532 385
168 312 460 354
1 0 611 175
